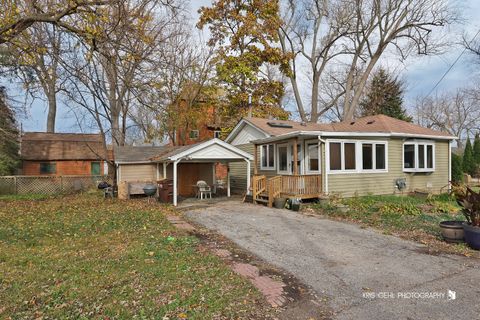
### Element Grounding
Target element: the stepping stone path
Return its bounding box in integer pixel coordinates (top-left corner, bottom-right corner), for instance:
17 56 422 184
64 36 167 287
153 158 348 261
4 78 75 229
166 215 288 308
166 215 195 231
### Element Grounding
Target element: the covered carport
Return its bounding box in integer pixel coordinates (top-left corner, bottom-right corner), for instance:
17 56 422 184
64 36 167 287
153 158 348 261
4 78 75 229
151 139 253 206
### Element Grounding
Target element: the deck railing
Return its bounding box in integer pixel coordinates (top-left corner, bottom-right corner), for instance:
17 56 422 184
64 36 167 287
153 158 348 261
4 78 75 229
251 174 322 207
281 175 322 197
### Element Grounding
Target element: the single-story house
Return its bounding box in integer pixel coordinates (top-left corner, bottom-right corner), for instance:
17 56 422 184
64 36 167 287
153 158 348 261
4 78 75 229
225 114 456 206
114 139 253 205
20 132 109 176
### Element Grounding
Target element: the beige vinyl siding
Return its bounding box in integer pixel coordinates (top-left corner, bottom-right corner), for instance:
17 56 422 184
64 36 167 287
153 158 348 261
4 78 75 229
119 164 157 182
229 144 253 192
327 138 449 197
228 143 278 193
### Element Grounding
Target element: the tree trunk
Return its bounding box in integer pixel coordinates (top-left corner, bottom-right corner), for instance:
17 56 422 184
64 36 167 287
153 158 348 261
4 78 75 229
46 89 57 132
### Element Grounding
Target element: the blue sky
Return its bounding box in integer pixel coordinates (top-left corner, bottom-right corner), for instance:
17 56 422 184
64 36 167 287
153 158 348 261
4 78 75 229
7 0 480 132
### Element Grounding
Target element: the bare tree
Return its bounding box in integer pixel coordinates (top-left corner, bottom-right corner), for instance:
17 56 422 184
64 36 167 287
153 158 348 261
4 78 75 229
1 24 64 132
414 89 480 148
62 0 183 147
279 0 455 122
0 0 118 44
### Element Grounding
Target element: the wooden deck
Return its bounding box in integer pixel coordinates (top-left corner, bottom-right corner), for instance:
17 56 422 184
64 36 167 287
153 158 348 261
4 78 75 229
252 174 322 207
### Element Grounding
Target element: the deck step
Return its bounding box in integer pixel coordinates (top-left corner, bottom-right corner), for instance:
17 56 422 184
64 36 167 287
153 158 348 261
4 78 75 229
254 198 268 204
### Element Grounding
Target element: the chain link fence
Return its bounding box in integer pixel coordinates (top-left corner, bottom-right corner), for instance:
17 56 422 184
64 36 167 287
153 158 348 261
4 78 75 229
0 175 113 195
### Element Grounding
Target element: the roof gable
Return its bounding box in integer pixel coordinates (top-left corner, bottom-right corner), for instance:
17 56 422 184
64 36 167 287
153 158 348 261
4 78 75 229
152 139 253 161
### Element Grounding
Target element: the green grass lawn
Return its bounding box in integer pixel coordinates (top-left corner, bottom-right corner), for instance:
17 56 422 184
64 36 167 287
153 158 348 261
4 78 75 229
309 193 477 256
0 193 270 319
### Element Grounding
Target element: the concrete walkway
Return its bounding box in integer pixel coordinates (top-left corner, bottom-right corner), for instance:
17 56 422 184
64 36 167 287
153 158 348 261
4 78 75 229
185 201 480 320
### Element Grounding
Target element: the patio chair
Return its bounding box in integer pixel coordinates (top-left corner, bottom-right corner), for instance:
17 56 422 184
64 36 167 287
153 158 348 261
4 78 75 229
196 180 212 200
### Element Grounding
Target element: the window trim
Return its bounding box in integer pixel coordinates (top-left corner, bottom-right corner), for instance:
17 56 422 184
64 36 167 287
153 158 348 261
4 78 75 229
305 140 321 174
91 161 101 175
327 140 388 174
214 130 221 139
260 143 276 170
403 141 435 173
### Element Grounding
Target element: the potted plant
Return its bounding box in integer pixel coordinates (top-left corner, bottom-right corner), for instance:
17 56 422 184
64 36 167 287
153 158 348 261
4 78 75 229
452 185 480 250
273 197 287 209
439 221 464 243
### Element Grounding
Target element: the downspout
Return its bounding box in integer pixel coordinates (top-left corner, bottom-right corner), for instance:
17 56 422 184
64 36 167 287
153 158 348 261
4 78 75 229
319 135 328 194
448 140 452 191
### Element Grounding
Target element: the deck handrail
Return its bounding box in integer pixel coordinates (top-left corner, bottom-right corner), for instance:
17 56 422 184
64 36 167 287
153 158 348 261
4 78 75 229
267 176 282 207
252 175 266 203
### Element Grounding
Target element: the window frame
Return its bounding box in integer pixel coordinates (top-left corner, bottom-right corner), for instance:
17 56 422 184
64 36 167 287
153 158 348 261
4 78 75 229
276 143 290 174
213 130 221 139
260 143 276 170
39 162 56 175
403 141 435 173
189 129 199 140
360 141 388 173
327 140 388 174
305 140 321 174
91 161 101 175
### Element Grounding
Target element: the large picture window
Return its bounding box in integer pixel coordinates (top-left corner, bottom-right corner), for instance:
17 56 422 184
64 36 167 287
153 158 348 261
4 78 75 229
329 140 388 173
403 142 434 172
260 144 275 170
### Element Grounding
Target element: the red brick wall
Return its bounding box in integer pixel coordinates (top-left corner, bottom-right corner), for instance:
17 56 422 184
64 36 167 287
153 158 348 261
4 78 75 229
215 163 228 179
22 160 104 176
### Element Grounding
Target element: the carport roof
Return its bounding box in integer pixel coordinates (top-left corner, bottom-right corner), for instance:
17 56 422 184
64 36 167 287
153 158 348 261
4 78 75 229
150 138 254 162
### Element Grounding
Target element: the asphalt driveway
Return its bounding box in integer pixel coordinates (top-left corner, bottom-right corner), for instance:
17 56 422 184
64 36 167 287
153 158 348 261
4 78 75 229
184 201 480 320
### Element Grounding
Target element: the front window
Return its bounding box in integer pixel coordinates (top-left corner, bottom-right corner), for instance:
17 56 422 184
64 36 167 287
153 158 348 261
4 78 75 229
403 142 435 172
40 162 56 174
329 140 388 173
260 144 275 170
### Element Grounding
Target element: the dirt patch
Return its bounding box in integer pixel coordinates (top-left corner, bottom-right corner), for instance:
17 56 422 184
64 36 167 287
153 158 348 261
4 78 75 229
188 226 334 319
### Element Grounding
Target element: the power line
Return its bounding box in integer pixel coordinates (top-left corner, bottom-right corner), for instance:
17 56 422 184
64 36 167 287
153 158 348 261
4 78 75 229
425 28 480 98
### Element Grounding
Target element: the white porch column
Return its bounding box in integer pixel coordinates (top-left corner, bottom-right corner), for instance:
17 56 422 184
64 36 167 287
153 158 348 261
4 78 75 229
173 160 179 206
227 165 231 197
245 159 251 195
163 162 167 179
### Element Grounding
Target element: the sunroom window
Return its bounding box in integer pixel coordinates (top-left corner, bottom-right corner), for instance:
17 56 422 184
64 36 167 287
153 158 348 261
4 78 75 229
260 144 275 170
403 142 434 172
328 141 356 171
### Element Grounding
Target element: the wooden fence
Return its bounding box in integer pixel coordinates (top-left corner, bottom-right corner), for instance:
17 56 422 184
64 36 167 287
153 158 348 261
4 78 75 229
0 175 113 195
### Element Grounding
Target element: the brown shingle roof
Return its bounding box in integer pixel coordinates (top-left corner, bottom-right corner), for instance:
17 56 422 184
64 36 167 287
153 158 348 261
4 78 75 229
245 117 333 136
245 114 454 138
21 132 105 161
114 146 172 163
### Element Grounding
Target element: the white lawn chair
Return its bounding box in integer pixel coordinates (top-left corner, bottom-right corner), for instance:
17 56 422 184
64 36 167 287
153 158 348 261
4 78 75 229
196 180 212 199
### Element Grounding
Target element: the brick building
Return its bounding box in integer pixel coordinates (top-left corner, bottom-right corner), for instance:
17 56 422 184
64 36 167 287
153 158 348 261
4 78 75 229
20 132 109 176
